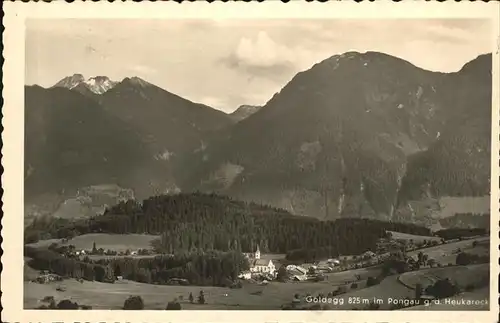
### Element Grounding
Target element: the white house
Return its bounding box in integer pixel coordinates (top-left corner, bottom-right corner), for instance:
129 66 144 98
286 264 307 275
238 271 252 280
327 259 340 266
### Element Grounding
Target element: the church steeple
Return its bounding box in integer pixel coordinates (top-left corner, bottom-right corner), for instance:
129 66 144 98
255 245 261 259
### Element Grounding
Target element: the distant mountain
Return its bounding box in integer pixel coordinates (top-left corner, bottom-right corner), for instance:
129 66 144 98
53 74 117 95
25 76 234 212
95 76 234 196
97 76 233 154
24 85 152 203
230 105 262 122
179 52 492 222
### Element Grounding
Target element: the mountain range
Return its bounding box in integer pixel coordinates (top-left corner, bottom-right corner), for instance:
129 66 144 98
24 51 492 227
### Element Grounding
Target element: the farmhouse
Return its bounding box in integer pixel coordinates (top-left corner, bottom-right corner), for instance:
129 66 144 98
327 258 340 265
75 250 87 256
238 271 252 280
286 264 307 275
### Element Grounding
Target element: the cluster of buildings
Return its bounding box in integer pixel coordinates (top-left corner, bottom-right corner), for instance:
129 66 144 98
240 246 277 280
239 246 347 282
31 271 63 284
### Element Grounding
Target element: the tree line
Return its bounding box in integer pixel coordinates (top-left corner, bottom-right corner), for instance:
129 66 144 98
25 246 114 282
25 245 249 287
91 249 249 286
25 193 433 257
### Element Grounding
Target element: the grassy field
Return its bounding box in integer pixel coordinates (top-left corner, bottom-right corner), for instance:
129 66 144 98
24 277 330 310
323 274 415 310
387 231 442 243
23 235 490 310
26 266 488 311
398 264 489 290
322 263 489 310
406 236 489 265
436 196 490 219
23 265 381 310
405 287 489 311
26 233 160 252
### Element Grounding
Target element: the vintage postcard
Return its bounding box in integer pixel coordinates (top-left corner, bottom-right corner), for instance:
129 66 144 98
2 1 499 323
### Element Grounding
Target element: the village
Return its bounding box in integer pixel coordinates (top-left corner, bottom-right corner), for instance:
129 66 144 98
25 226 490 311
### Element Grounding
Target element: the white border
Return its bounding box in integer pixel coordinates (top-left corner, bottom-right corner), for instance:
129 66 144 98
2 1 499 323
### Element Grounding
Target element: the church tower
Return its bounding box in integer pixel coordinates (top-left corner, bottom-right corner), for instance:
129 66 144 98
255 245 261 260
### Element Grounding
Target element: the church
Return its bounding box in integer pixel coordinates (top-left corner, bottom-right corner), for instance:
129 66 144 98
247 245 276 276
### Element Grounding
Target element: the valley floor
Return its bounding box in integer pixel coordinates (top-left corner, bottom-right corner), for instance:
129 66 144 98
24 264 489 310
24 236 490 310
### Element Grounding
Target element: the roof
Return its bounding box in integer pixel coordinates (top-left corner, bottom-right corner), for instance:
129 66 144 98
252 259 272 266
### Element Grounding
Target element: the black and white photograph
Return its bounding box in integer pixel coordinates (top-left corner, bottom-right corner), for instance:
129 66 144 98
1 2 499 322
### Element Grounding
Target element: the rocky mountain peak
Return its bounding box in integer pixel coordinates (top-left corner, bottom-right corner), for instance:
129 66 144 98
53 74 117 94
122 76 151 88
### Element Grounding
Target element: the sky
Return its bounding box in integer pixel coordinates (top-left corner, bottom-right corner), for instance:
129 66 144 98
25 19 492 113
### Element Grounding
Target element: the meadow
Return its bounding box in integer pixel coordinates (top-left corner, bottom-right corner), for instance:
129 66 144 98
26 233 160 252
24 233 490 310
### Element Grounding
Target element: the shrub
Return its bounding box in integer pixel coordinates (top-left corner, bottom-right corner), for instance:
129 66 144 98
351 283 358 289
166 301 182 310
57 299 79 309
41 296 56 309
198 291 206 304
42 295 55 303
123 296 144 310
456 252 472 266
230 281 243 289
277 265 289 282
425 278 459 299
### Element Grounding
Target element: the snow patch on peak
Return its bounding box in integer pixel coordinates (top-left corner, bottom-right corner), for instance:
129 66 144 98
84 76 117 94
54 74 117 94
54 74 86 90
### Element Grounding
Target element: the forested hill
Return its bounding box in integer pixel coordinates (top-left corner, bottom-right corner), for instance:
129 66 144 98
27 193 432 256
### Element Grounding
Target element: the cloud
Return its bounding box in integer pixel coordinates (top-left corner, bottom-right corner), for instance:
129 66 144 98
26 19 492 112
219 31 318 81
235 31 295 68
